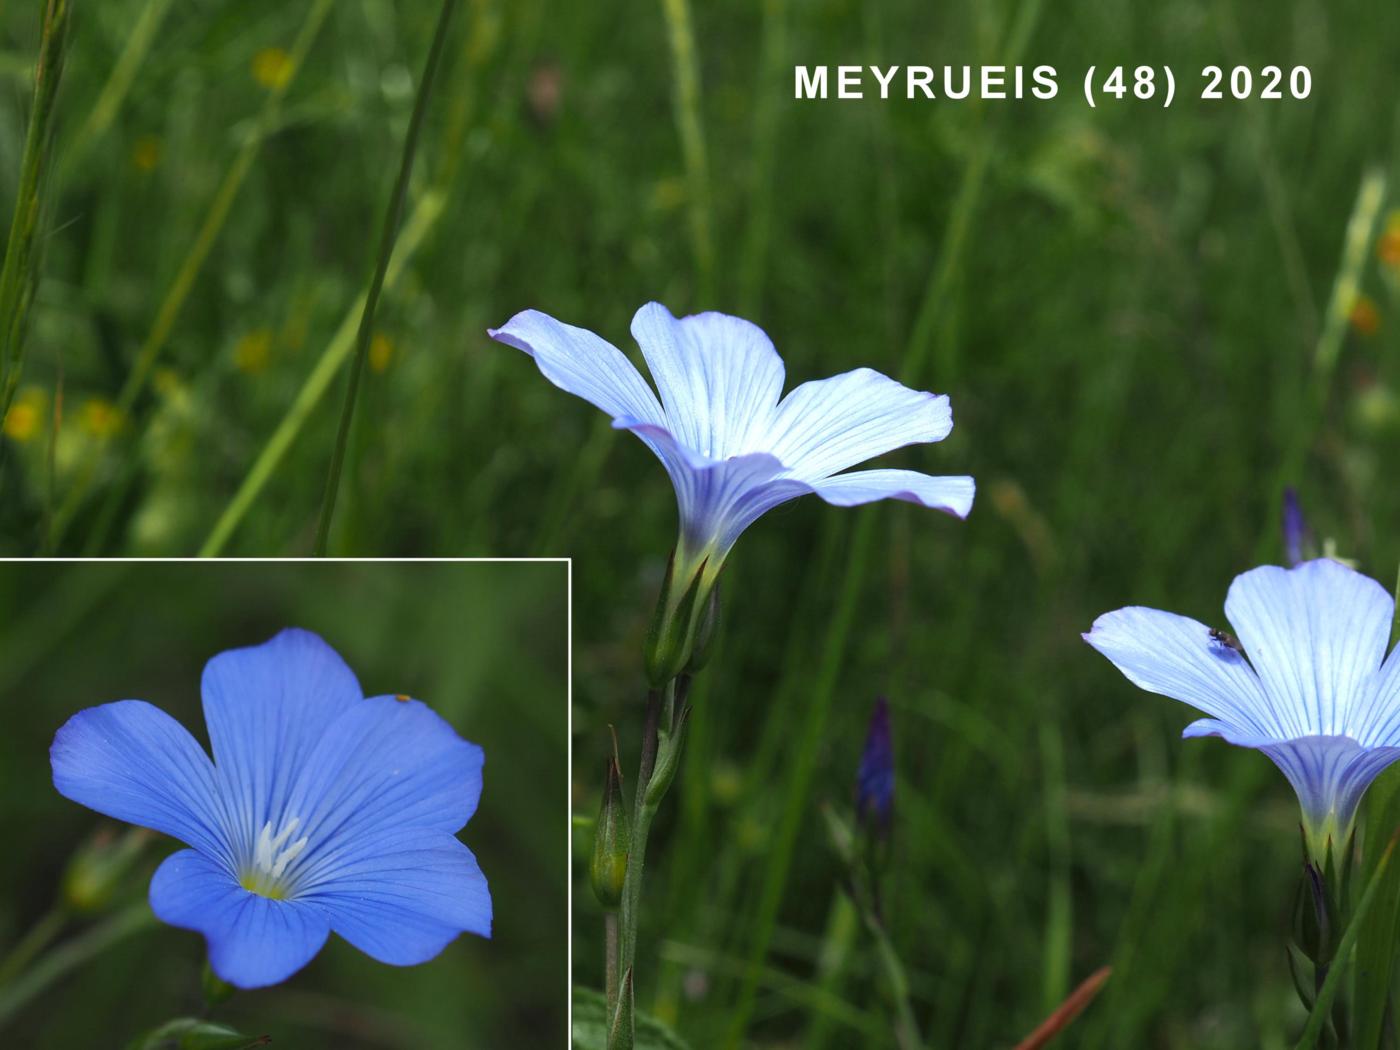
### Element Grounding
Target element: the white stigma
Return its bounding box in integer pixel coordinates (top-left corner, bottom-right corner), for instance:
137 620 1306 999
253 817 309 881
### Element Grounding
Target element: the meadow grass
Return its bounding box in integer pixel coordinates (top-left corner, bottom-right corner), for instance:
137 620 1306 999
2 0 1400 1047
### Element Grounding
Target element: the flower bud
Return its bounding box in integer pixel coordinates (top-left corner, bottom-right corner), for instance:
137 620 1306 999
590 754 630 910
855 697 894 839
62 826 150 914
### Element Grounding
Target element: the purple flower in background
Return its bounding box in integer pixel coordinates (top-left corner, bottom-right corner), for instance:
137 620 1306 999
1085 559 1400 859
1282 488 1311 567
489 303 974 592
855 697 895 837
50 629 491 988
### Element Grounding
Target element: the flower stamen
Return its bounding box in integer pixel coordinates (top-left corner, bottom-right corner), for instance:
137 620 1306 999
242 816 309 898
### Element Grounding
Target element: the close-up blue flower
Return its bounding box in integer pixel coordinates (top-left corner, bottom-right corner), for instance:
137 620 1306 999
1084 558 1400 859
489 302 975 590
49 628 492 989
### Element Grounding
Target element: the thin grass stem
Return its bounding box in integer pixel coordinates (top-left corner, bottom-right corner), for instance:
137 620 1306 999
0 0 71 427
0 903 155 1032
659 0 714 303
312 0 458 555
48 0 333 550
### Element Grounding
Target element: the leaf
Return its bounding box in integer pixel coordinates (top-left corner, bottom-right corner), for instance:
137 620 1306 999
572 986 688 1050
124 1017 270 1050
1354 766 1400 1050
1296 830 1400 1050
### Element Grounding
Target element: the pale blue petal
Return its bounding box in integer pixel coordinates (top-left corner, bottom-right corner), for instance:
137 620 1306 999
150 849 330 989
273 697 484 892
629 303 784 458
489 309 665 427
1084 607 1285 738
811 470 974 518
1361 642 1400 747
766 368 953 481
202 629 364 865
1260 736 1400 832
1182 723 1400 834
1224 559 1394 739
51 701 230 866
309 835 491 965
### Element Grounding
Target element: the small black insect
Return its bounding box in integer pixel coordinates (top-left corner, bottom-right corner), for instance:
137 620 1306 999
1208 627 1244 655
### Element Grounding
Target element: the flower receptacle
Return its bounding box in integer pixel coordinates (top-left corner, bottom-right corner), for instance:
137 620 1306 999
643 549 712 687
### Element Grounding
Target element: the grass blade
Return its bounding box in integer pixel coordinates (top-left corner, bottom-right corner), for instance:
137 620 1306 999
659 0 714 303
46 0 333 550
0 0 71 425
312 0 458 555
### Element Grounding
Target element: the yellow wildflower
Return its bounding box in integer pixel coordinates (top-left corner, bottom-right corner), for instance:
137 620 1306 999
79 398 124 439
369 333 395 373
1349 294 1380 338
251 47 293 91
3 387 46 443
130 135 162 173
233 329 273 374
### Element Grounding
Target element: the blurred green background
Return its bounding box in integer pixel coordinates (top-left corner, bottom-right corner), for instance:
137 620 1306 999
0 559 567 1047
2 0 1400 1046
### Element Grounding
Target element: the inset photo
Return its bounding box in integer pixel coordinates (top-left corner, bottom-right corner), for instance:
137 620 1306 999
0 559 568 1048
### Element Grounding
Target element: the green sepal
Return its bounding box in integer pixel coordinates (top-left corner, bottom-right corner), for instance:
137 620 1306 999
124 1018 269 1050
606 967 635 1050
643 552 707 687
62 827 149 914
682 583 720 675
201 960 235 1009
643 706 690 809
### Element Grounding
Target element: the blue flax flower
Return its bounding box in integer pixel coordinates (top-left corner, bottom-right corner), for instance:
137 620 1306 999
489 303 974 592
50 629 491 988
1085 558 1400 858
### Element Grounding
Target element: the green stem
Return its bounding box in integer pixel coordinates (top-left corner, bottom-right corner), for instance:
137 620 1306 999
864 912 923 1050
197 192 443 556
49 0 334 551
604 911 620 1014
0 903 155 1031
313 0 458 555
64 0 175 167
722 514 873 1048
617 686 666 984
0 907 65 986
658 0 714 302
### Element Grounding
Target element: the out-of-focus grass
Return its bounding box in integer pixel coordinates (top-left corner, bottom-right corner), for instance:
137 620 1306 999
0 560 567 1047
3 0 1400 1046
